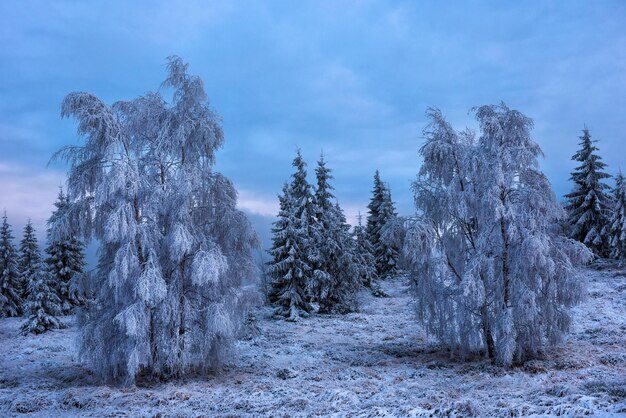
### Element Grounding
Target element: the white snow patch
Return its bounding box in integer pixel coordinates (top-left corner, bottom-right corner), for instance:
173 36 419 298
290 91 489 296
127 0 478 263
0 267 624 416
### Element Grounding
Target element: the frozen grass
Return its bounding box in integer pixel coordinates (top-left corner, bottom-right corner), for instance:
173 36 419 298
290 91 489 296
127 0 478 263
0 266 624 417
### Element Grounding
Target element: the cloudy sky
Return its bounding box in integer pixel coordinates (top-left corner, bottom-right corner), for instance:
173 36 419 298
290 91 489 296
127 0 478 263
1 1 625 249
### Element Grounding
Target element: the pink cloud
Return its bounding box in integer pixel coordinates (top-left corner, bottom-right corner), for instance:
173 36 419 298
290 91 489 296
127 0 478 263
0 161 65 236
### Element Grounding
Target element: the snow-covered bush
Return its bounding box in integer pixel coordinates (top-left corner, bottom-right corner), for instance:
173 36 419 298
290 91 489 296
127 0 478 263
54 56 258 384
406 104 592 365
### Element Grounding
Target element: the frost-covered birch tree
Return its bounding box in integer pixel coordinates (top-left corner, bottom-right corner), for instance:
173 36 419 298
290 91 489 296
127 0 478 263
45 189 87 314
406 104 591 366
609 172 626 261
565 128 612 257
54 56 258 384
0 213 22 317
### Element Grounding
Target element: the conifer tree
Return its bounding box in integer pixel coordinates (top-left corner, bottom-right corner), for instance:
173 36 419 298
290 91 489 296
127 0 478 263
267 183 313 320
565 128 612 256
289 150 319 292
312 156 360 313
353 213 377 289
0 213 22 317
609 171 626 261
378 186 400 276
20 262 64 335
45 189 86 314
18 220 42 302
366 171 399 278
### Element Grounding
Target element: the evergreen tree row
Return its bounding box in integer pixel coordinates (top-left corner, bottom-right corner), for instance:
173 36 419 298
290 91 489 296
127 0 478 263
565 127 626 261
0 189 86 334
267 151 399 320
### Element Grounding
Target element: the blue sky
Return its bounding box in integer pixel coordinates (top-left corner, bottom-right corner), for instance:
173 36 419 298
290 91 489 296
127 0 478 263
1 1 625 249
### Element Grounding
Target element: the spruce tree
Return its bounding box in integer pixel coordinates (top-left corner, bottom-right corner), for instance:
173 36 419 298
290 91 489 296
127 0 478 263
310 155 334 306
312 156 360 313
366 171 399 278
267 150 318 320
322 203 361 313
18 220 42 302
20 263 64 334
378 186 400 277
45 189 86 314
0 213 22 317
609 172 626 261
565 128 612 256
267 183 313 320
289 150 319 292
353 213 380 293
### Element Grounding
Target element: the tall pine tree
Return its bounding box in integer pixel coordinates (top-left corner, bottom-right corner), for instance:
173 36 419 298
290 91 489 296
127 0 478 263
18 220 42 302
17 219 64 334
0 213 22 317
609 171 626 261
267 183 313 320
565 128 612 256
353 213 377 289
289 150 319 291
267 150 319 320
366 171 399 278
312 156 360 313
46 189 87 314
379 186 400 277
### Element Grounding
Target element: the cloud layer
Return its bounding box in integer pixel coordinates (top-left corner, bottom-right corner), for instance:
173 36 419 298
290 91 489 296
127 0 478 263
1 0 625 245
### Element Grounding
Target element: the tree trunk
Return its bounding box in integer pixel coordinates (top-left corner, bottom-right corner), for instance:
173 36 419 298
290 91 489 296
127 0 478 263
481 306 495 359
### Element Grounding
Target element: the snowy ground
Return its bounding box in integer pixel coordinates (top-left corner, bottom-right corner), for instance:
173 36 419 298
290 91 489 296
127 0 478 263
1 267 625 417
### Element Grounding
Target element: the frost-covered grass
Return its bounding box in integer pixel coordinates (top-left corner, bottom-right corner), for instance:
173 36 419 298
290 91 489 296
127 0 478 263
1 266 624 417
